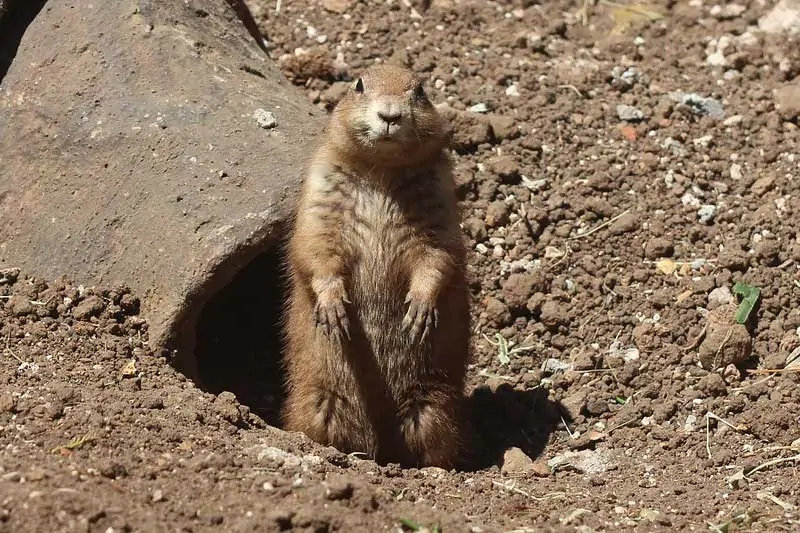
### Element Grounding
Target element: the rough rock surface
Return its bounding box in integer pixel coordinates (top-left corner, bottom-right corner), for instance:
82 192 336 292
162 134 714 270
0 0 322 378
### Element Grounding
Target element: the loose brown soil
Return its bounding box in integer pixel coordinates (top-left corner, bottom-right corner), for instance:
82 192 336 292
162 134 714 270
3 0 800 531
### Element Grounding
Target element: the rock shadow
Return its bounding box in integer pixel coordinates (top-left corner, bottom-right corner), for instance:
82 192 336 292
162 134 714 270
0 0 48 83
463 382 564 471
193 245 288 427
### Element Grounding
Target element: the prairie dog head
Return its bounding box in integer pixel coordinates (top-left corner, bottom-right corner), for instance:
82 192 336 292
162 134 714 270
327 64 449 166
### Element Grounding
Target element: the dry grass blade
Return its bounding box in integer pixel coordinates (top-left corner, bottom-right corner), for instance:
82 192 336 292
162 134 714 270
727 452 800 487
482 332 536 366
744 453 800 478
607 417 638 433
707 412 747 432
786 345 800 368
568 208 631 240
561 415 576 439
400 0 423 19
756 489 796 512
3 333 29 365
594 0 664 35
50 433 95 454
682 325 707 352
708 510 754 533
492 480 579 502
747 367 800 375
599 0 664 20
577 0 594 25
705 411 747 459
557 84 585 98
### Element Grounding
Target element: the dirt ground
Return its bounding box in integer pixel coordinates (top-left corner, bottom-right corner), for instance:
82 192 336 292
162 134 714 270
2 0 800 531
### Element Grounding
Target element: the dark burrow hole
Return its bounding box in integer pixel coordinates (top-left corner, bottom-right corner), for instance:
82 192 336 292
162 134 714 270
193 245 287 427
0 0 49 83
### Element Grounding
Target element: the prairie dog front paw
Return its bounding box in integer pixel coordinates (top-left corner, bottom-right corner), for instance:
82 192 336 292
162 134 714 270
402 290 438 343
313 277 351 341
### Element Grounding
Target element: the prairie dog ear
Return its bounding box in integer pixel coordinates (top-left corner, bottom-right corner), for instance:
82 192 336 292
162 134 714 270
353 77 364 94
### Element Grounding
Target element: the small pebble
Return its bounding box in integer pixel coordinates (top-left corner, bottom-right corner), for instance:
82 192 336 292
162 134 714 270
531 460 552 477
254 108 278 129
693 135 714 148
698 303 753 369
617 104 645 122
9 295 35 317
723 115 743 126
707 286 733 309
322 0 353 13
697 373 727 397
560 390 588 418
723 364 741 384
730 163 743 180
644 237 674 259
706 51 727 67
609 212 639 235
1 472 21 482
539 300 569 328
548 450 613 475
669 92 725 119
541 358 573 375
501 447 535 474
72 295 105 320
697 205 717 224
710 3 746 19
0 393 16 413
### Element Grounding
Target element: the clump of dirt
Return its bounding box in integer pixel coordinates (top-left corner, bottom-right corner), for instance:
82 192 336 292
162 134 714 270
278 47 347 85
3 0 800 531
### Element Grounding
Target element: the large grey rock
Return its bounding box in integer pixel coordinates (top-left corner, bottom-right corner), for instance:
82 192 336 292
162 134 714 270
0 0 323 380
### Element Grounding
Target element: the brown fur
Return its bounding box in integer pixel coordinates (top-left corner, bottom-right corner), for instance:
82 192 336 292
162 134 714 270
280 64 472 469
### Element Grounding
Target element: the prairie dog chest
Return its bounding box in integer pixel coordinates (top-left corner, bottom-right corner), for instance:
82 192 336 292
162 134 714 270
353 185 401 223
347 185 407 252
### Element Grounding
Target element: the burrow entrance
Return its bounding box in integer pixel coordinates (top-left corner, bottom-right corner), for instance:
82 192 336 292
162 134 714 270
182 243 561 470
192 245 288 427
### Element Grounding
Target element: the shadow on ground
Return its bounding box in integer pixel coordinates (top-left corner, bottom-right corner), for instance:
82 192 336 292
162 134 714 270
464 383 563 471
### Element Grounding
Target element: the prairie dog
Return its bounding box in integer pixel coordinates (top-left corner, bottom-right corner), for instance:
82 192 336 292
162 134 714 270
281 64 472 469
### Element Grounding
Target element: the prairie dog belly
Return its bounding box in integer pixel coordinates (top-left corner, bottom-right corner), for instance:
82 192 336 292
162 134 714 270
345 186 417 351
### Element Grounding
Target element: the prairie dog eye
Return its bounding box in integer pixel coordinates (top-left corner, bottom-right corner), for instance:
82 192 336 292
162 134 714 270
413 84 427 101
354 78 364 93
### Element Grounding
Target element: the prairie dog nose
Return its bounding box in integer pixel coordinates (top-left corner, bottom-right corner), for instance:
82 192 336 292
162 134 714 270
376 102 403 125
378 110 401 124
